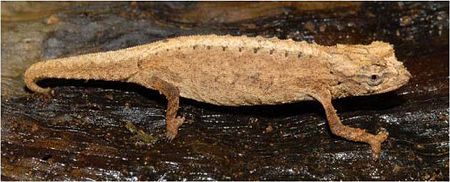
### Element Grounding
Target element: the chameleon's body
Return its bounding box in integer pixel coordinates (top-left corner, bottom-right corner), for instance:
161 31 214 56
24 35 411 159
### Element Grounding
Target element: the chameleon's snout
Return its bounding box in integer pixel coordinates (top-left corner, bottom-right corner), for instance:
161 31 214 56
396 64 411 87
379 63 411 94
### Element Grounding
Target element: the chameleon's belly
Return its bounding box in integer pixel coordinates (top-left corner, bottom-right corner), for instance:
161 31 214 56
149 47 321 106
177 70 311 106
178 81 314 106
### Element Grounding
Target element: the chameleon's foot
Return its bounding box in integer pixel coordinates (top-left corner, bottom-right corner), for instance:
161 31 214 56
165 116 185 141
368 129 389 160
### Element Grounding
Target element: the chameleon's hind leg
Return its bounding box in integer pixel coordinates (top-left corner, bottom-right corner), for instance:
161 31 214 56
309 89 388 160
135 75 185 140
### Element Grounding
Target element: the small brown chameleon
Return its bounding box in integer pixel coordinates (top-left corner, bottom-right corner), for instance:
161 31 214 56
24 35 411 159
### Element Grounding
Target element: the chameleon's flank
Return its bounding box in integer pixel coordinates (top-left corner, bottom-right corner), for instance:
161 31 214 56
24 35 411 160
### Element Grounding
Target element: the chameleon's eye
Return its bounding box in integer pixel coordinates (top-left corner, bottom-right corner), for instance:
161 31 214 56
367 74 383 86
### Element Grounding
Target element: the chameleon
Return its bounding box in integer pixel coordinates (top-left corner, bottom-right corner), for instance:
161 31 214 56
24 34 411 160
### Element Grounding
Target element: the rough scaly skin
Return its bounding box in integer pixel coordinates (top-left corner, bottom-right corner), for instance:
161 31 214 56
24 35 411 159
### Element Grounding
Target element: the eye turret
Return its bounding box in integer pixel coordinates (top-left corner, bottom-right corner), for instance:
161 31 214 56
367 74 383 86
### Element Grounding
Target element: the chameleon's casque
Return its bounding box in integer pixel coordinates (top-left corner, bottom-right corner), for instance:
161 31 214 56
24 35 411 160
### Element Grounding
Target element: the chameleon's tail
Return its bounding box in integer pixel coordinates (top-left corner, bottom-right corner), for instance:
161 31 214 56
23 61 52 94
24 52 139 94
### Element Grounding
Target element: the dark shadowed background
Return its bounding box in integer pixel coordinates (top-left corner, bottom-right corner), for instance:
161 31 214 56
1 2 449 180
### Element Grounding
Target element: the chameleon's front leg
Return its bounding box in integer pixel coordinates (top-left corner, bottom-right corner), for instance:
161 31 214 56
309 89 388 160
133 75 185 140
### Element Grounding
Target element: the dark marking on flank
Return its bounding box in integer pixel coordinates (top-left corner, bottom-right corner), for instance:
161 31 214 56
297 52 302 58
239 47 243 52
222 46 227 51
193 45 198 50
207 46 211 50
269 49 274 54
285 51 289 57
253 47 260 53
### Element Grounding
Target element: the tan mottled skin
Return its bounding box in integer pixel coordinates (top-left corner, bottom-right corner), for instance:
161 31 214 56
24 35 411 159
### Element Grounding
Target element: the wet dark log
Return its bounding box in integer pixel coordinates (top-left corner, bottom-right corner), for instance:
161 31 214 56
1 2 448 180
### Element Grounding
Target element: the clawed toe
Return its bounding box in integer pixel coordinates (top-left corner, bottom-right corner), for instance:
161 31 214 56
174 116 185 126
165 131 177 141
376 129 389 142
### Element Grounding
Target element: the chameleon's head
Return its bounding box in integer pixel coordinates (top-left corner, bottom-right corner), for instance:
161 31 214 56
327 41 411 98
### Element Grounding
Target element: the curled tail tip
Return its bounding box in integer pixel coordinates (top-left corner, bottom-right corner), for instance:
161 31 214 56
24 64 52 95
24 76 52 96
38 87 53 96
25 82 52 96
